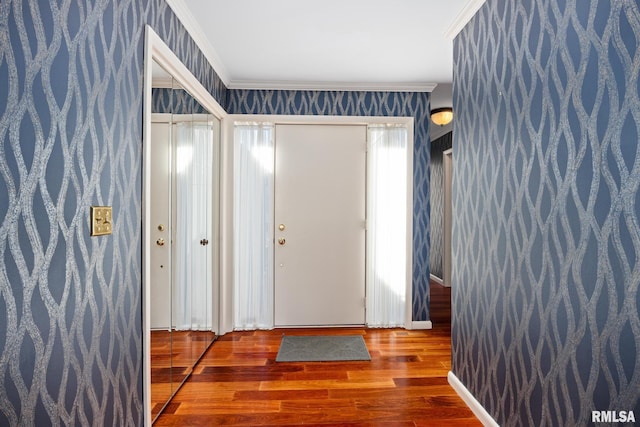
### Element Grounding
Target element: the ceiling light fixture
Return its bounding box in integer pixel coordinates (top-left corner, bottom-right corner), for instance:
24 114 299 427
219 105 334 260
430 107 454 126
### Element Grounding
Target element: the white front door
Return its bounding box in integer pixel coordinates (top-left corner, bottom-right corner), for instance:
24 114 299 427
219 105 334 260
274 124 367 326
150 121 172 329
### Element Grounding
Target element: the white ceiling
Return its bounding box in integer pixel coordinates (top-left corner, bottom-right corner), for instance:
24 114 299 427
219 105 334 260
166 0 484 140
169 0 484 92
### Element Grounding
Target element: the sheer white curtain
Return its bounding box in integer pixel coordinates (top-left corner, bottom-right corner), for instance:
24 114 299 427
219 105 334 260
174 120 213 330
367 125 408 327
233 123 275 329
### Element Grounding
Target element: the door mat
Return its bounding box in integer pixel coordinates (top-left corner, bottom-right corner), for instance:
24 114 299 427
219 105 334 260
275 335 371 362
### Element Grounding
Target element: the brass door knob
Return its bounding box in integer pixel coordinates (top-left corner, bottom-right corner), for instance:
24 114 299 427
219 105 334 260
278 238 286 245
156 238 165 246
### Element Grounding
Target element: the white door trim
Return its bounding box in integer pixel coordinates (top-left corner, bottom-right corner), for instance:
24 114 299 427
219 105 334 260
223 114 414 330
443 148 453 288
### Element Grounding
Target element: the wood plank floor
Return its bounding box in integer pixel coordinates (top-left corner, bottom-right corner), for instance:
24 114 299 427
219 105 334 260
155 282 479 426
151 330 217 419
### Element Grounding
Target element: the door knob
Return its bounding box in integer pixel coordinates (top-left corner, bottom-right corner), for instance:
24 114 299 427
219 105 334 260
200 239 209 246
156 238 165 246
278 238 286 245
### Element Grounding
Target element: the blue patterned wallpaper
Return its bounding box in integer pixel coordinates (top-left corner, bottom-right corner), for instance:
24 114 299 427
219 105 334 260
152 87 208 114
430 132 452 280
227 90 432 321
0 0 225 424
452 0 640 425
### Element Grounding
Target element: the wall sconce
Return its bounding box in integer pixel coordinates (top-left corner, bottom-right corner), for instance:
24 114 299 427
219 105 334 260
431 107 453 126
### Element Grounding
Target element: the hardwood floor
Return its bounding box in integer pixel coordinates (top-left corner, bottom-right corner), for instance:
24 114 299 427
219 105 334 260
155 282 478 426
151 330 217 419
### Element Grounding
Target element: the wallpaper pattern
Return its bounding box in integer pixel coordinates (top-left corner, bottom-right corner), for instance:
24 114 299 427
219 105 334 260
0 0 225 424
429 132 452 280
152 87 207 114
452 0 640 425
227 89 432 321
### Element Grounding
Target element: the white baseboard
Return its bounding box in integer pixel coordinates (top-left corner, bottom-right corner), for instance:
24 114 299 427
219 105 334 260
430 274 444 285
448 371 500 426
410 320 433 330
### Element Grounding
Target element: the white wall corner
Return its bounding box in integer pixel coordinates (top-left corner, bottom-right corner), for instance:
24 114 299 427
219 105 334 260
444 0 487 40
448 371 500 426
411 320 433 330
164 0 230 85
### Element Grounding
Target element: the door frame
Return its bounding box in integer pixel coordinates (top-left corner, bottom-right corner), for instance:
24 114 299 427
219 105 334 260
222 115 414 331
443 148 453 288
143 27 228 427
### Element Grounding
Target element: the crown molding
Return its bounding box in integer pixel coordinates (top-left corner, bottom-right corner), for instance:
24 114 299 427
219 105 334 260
444 0 487 39
152 77 173 88
151 77 187 90
164 0 231 85
164 0 450 93
228 80 437 93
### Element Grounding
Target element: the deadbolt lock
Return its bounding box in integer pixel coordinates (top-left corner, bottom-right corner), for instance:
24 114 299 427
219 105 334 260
157 224 165 231
278 224 285 231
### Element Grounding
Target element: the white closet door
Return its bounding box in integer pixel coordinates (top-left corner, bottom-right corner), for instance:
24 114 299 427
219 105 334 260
274 124 366 326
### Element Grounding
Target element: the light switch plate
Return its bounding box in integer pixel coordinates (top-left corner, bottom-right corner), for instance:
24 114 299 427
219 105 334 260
90 206 112 236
